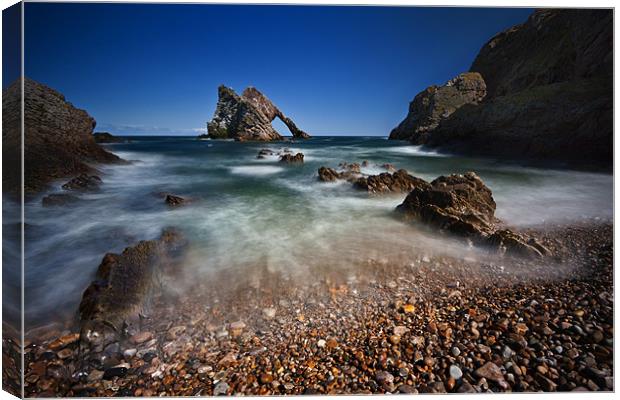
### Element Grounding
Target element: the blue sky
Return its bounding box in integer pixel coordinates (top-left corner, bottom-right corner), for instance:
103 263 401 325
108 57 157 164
23 4 532 136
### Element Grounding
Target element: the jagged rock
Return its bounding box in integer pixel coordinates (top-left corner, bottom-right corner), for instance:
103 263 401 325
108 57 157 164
318 167 342 182
206 85 310 141
381 163 397 172
79 228 187 352
396 172 497 237
317 164 363 183
41 193 80 207
396 172 548 258
279 153 304 164
61 174 102 192
257 149 275 159
165 194 186 207
93 132 124 144
389 72 486 141
353 169 430 194
2 78 123 197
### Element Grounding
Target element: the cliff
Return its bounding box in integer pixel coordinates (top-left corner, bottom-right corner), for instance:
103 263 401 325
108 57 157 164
2 78 122 196
390 9 612 169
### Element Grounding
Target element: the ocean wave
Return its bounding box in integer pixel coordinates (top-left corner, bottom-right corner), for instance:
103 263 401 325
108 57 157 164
229 165 285 176
382 145 448 157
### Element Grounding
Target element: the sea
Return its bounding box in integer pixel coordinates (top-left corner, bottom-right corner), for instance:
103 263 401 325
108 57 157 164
2 136 613 333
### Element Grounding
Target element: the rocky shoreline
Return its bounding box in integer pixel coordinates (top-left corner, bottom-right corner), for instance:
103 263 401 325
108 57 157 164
5 219 612 396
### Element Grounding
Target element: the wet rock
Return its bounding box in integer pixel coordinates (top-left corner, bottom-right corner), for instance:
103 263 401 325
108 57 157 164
165 194 186 207
61 174 102 192
353 169 430 194
41 193 80 207
279 153 304 164
397 172 549 257
79 228 186 349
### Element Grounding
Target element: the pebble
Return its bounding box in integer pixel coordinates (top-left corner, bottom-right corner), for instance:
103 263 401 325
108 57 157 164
449 365 463 380
213 381 229 396
129 331 153 344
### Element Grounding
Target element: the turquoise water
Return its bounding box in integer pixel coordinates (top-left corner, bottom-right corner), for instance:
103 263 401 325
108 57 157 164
4 136 613 331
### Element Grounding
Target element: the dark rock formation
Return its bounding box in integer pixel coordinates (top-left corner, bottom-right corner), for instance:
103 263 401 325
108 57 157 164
470 9 612 99
389 73 487 141
279 153 304 164
61 174 102 192
318 164 427 194
318 167 343 182
396 172 547 258
165 194 186 207
2 78 123 196
353 170 430 194
318 163 363 183
42 193 80 207
390 9 612 169
93 132 124 143
79 228 186 353
206 85 310 141
257 149 275 159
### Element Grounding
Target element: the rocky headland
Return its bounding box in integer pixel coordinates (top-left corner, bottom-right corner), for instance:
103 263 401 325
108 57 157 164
2 78 124 197
206 85 310 141
93 132 125 144
389 9 612 169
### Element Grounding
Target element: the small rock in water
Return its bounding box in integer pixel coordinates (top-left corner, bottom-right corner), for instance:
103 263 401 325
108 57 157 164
317 339 326 348
451 347 461 357
263 308 276 319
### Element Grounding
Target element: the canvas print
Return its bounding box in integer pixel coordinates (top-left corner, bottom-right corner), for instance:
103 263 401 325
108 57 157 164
1 2 614 397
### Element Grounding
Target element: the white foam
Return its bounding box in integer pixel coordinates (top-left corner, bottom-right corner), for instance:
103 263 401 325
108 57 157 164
383 145 447 157
229 165 285 176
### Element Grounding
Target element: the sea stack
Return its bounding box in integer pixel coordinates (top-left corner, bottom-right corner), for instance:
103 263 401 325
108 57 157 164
206 85 311 141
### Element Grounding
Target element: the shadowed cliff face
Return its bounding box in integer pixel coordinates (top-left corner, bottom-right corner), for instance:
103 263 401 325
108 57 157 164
206 85 310 141
2 78 123 197
390 9 612 169
389 73 487 141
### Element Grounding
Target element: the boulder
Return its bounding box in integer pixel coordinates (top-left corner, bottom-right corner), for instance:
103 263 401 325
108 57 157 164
41 193 80 207
78 228 187 352
353 169 430 194
61 174 102 192
389 72 486 142
165 194 186 207
318 167 342 182
396 172 497 237
317 163 363 183
93 132 124 144
206 85 310 141
396 172 548 258
2 78 123 197
279 153 304 164
257 149 275 159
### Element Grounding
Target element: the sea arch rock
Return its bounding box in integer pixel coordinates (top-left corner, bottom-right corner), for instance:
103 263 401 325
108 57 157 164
206 85 310 141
